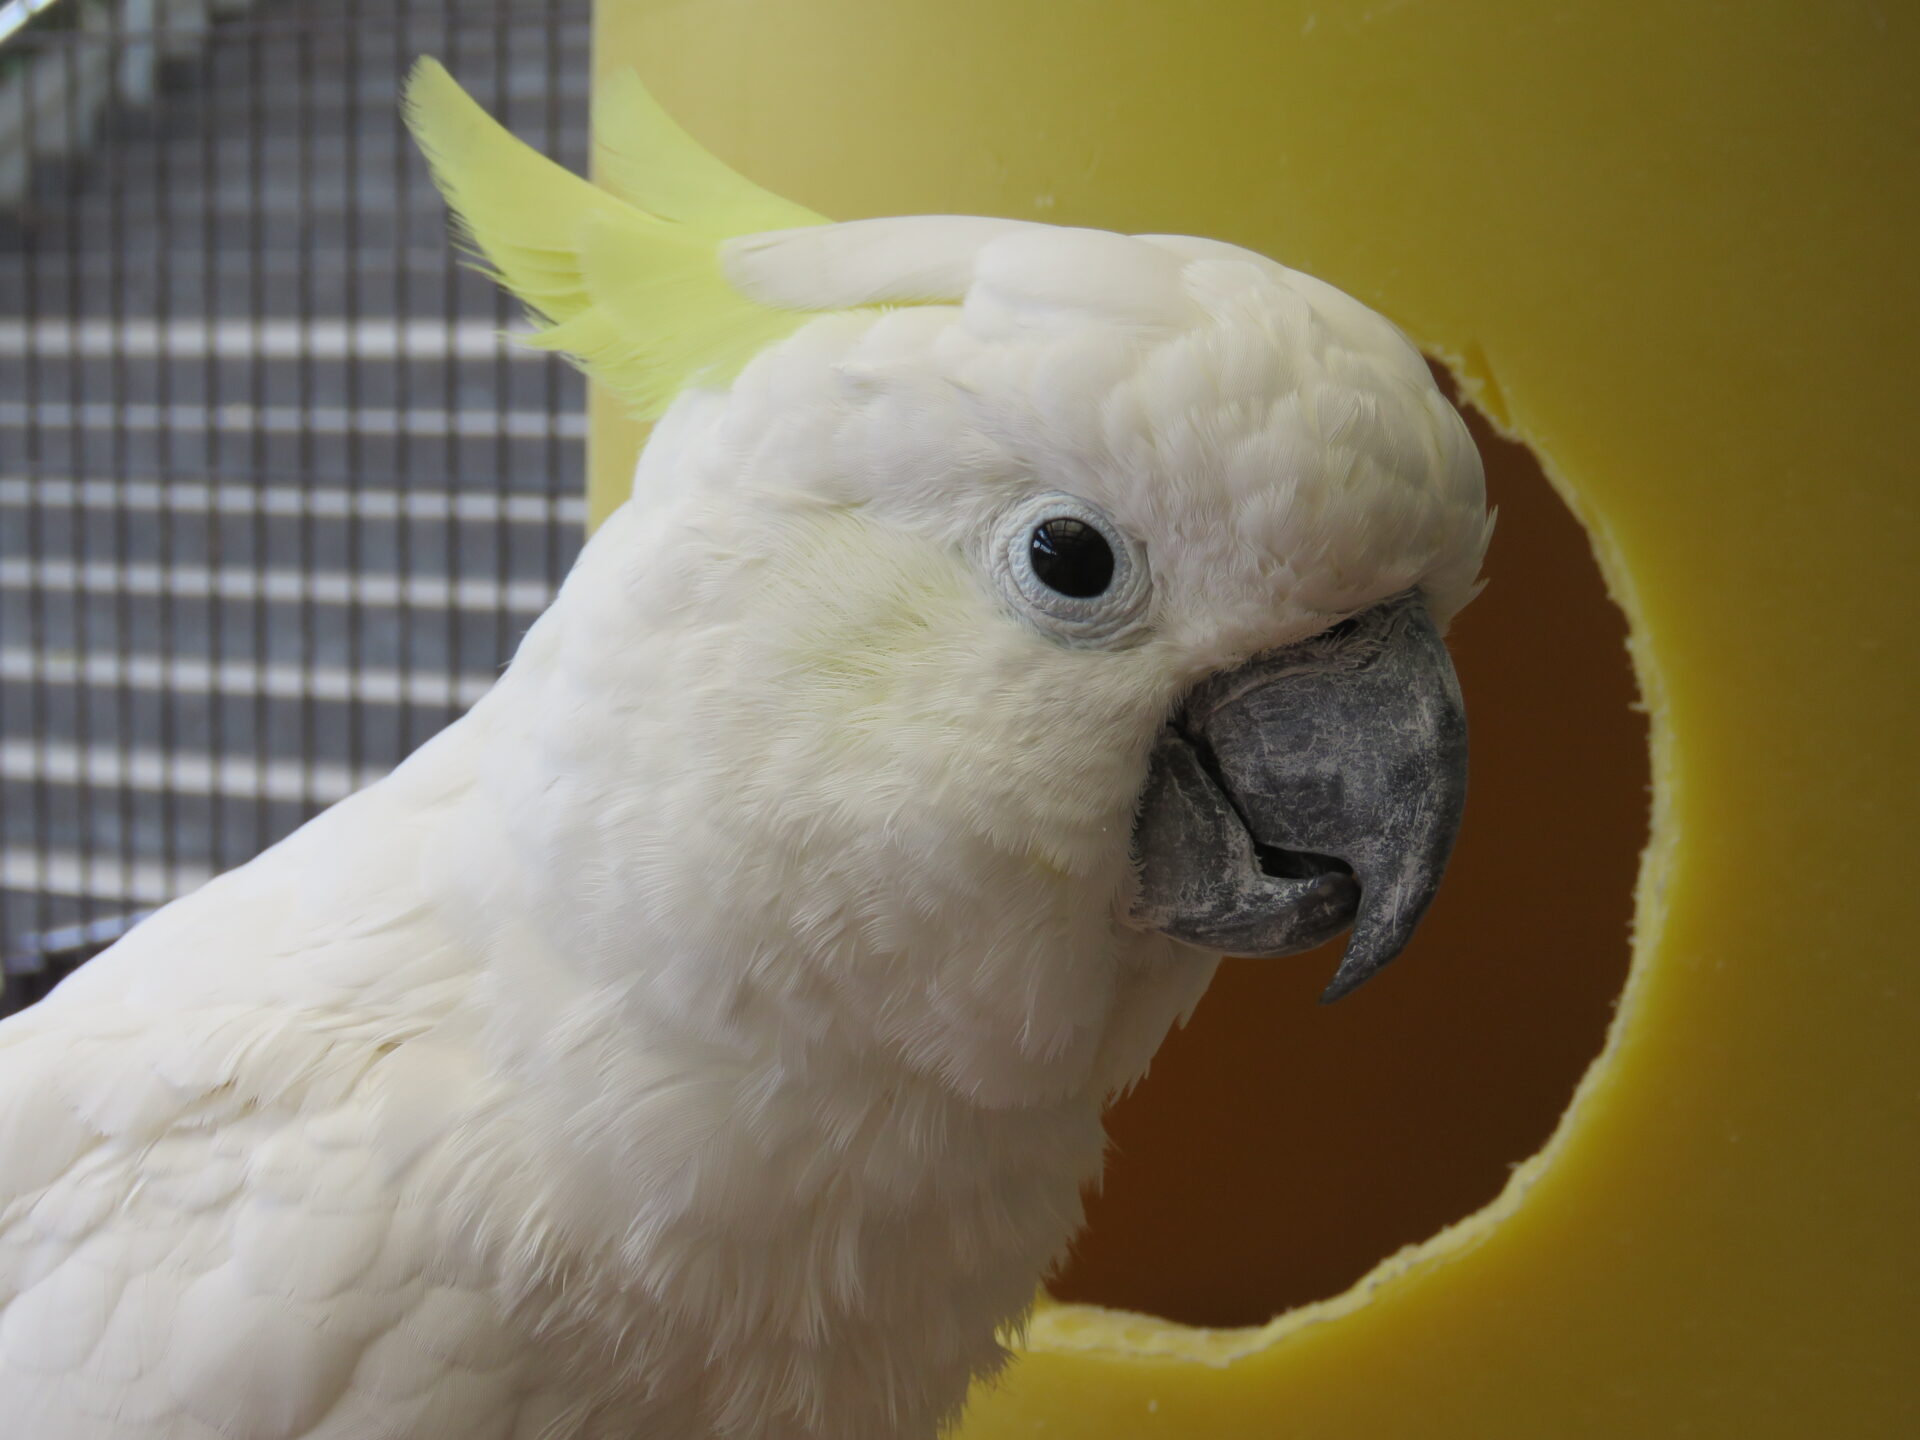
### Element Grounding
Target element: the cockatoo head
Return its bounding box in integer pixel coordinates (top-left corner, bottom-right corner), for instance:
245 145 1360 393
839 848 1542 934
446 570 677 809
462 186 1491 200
407 64 1490 1106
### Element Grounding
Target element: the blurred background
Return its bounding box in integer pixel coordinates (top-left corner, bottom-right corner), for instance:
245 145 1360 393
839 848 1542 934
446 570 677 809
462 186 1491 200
0 0 589 1010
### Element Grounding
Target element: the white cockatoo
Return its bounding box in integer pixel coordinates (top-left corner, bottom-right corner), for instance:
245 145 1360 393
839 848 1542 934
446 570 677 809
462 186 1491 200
0 60 1490 1440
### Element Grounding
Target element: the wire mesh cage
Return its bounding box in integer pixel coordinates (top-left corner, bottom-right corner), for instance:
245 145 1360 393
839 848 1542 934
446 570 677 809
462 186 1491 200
0 0 590 1011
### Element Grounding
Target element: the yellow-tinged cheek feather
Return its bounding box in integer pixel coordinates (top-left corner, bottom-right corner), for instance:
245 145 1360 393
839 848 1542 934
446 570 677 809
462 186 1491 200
747 512 1168 879
769 524 973 722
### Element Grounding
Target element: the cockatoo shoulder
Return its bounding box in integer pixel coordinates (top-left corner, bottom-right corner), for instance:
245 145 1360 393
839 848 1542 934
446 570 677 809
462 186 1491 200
0 997 575 1438
0 725 614 1438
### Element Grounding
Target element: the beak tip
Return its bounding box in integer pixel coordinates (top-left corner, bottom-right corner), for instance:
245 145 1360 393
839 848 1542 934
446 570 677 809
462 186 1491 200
1315 912 1415 1003
1317 965 1373 1005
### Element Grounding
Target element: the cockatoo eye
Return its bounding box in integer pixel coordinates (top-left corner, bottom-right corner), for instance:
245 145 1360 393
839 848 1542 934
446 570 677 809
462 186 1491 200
993 491 1151 646
1029 518 1115 597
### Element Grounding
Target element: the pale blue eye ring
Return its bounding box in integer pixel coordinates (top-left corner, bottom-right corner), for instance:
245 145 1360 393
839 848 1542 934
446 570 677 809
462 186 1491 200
991 491 1152 647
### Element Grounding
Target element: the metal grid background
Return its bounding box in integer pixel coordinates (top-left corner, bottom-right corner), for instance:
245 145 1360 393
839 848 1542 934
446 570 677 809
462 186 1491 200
0 0 590 1010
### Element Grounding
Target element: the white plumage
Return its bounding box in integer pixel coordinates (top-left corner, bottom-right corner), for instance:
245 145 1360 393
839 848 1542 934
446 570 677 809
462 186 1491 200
0 65 1488 1439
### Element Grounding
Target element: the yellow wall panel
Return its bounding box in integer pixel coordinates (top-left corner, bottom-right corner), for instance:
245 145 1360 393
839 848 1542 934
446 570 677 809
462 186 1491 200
591 3 1920 1433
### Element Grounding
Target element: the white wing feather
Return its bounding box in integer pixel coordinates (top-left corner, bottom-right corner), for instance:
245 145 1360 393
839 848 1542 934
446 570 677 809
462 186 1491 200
0 731 555 1440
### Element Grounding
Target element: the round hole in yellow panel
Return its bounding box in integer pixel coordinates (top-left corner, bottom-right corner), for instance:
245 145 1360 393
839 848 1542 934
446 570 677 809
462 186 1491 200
1048 368 1646 1328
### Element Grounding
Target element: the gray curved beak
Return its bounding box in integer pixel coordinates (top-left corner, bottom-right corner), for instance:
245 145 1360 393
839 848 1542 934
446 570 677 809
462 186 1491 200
1130 592 1468 1002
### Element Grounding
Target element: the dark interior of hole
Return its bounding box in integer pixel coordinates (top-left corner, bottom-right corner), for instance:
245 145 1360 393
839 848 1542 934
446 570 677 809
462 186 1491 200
1047 366 1648 1328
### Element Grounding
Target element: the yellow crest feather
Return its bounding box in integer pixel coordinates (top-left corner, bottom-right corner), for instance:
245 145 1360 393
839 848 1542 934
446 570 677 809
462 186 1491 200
403 57 830 420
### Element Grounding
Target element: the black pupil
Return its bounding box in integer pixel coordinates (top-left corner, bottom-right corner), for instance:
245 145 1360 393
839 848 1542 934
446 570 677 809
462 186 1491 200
1029 518 1115 598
